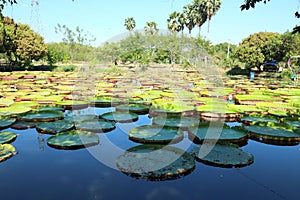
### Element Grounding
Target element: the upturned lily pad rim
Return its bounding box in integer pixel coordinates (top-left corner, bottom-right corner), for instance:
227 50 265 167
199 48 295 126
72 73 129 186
36 120 75 134
190 143 254 168
0 131 18 144
0 117 17 129
47 130 100 150
75 119 116 133
100 111 139 123
18 110 64 122
129 125 184 144
116 144 195 181
0 144 17 162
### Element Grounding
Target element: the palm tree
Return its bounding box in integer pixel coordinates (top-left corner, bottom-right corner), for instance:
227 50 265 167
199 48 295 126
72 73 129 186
124 17 136 32
167 11 181 34
200 0 222 33
144 21 159 35
178 13 187 36
192 0 208 36
183 4 197 37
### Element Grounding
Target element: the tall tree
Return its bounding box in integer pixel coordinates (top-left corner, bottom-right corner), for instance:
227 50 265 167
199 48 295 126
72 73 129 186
167 11 181 34
124 17 136 32
144 21 159 35
192 0 208 36
183 4 197 37
199 0 221 33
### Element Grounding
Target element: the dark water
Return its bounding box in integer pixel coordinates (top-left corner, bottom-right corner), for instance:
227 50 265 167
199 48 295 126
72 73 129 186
0 107 299 200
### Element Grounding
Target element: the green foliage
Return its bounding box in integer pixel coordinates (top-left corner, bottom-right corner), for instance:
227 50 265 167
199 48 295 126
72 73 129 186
235 32 283 70
124 17 136 32
0 17 47 67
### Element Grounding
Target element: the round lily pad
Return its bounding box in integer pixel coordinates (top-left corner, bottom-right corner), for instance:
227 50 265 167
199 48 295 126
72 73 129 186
100 111 139 123
188 123 248 145
240 114 279 125
35 106 64 112
281 117 300 128
152 116 200 129
36 120 74 134
190 144 254 168
0 144 17 162
116 145 195 181
116 104 149 115
11 121 36 130
0 132 17 144
0 117 16 129
65 114 98 123
18 110 64 122
75 119 116 133
89 98 120 107
0 107 31 117
244 122 300 144
129 125 183 144
47 130 100 150
56 100 89 110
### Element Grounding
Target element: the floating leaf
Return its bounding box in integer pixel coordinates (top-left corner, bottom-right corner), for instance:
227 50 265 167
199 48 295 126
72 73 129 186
0 132 17 144
47 130 100 150
36 120 74 134
190 144 254 168
0 117 16 129
152 115 200 129
188 123 248 145
116 104 149 115
75 119 116 133
129 125 183 144
0 144 17 162
18 110 64 122
116 145 195 181
100 111 138 123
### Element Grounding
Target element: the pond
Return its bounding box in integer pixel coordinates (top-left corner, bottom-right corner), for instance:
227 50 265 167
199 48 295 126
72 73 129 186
0 105 299 200
0 70 299 200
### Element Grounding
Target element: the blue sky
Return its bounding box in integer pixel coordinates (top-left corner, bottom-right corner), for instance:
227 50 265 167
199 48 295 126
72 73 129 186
3 0 300 46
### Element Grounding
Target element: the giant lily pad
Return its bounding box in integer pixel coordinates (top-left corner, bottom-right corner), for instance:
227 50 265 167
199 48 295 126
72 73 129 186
129 125 183 144
0 132 17 144
188 123 248 145
0 117 16 129
89 97 120 107
65 114 98 123
75 119 116 133
100 111 138 123
0 107 31 117
190 144 254 168
240 114 279 125
281 117 300 128
244 122 300 145
11 121 36 130
36 120 74 134
152 115 200 130
47 130 100 150
116 145 195 181
55 100 89 110
116 104 149 115
0 144 17 162
18 110 64 122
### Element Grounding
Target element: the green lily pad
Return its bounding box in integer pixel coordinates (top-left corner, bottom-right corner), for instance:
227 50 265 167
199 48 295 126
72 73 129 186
36 120 74 134
55 100 89 110
65 114 98 123
281 117 300 128
89 97 120 107
240 114 279 125
11 121 36 130
116 104 149 115
188 123 248 145
116 145 195 181
100 111 139 123
0 132 17 144
190 144 254 168
0 144 17 162
0 107 32 117
47 130 100 150
75 119 116 133
18 110 64 122
35 106 64 112
244 122 300 144
129 125 183 144
0 117 16 129
152 116 200 129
